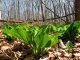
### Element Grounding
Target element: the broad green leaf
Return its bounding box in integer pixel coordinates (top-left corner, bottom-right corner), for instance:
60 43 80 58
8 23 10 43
41 34 50 48
49 33 62 46
52 25 57 31
66 41 73 53
49 34 58 46
15 27 28 42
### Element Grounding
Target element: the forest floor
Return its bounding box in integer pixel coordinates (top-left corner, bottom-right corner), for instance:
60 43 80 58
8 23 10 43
0 29 80 60
0 19 64 25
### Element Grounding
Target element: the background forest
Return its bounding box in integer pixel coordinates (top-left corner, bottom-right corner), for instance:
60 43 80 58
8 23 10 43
0 0 77 23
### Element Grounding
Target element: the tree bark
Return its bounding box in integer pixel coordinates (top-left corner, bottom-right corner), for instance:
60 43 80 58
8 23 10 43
40 0 45 22
0 0 2 20
75 0 80 20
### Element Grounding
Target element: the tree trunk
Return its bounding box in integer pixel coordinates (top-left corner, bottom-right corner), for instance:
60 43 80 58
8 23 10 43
17 0 20 20
75 0 80 20
0 0 2 20
64 4 69 23
40 0 45 22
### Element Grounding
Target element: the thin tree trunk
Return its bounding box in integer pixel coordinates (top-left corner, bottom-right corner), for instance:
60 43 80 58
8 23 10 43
32 0 34 20
17 0 20 20
64 4 69 23
40 0 45 22
0 0 2 20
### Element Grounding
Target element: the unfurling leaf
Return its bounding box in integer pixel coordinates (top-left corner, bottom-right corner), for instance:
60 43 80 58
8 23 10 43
66 40 73 53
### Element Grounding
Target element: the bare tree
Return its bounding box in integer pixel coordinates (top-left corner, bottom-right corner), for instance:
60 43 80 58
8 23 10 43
17 0 20 20
32 0 34 20
40 0 45 22
64 4 69 23
0 0 2 19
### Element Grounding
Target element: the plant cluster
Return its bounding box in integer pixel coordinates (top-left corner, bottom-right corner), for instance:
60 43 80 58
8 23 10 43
2 21 80 59
2 24 61 59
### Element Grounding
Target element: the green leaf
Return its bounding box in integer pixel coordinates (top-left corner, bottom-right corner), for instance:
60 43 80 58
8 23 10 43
41 34 50 48
52 25 57 32
2 24 16 40
49 34 58 46
49 33 62 46
15 26 28 42
63 22 78 40
66 41 73 53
